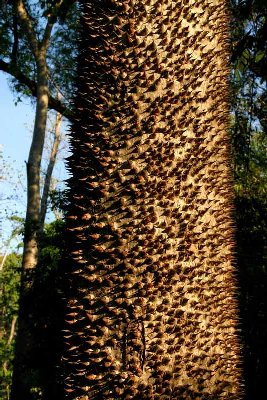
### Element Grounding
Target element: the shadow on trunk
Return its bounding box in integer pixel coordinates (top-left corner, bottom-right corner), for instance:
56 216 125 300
235 194 267 400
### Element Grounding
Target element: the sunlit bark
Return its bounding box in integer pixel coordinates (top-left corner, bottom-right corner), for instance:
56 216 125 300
62 1 243 398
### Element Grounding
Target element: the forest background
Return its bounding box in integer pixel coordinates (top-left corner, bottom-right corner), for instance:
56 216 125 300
0 0 266 399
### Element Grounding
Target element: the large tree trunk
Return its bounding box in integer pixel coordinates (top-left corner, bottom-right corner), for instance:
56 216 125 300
62 0 243 398
10 54 49 400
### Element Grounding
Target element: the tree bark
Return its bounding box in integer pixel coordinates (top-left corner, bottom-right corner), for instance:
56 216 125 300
22 54 49 275
62 0 243 398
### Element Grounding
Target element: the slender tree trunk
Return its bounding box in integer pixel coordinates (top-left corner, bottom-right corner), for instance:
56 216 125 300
40 103 62 233
0 236 12 272
3 316 18 371
62 0 243 399
0 250 9 272
9 3 69 398
22 54 49 276
10 53 49 400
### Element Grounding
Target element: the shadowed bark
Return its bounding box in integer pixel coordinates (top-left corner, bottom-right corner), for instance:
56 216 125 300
62 0 243 398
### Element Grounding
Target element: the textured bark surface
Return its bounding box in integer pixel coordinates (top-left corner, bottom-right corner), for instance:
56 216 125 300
62 0 243 398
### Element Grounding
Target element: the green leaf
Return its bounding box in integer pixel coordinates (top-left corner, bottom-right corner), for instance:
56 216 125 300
255 51 265 63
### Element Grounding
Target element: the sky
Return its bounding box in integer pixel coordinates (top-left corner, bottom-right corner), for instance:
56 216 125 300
0 72 69 251
0 72 33 248
0 72 33 168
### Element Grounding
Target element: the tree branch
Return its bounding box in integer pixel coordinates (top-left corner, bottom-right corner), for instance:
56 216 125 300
0 59 72 119
7 315 18 346
231 32 254 63
41 21 54 51
11 2 19 64
2 315 18 373
47 0 77 23
17 0 39 57
40 101 62 232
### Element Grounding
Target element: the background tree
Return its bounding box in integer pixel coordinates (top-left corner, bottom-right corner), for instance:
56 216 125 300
0 1 78 398
0 252 21 400
0 213 23 399
39 93 63 232
0 0 77 273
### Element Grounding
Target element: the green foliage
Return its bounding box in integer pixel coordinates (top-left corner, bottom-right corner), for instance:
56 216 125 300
23 219 66 400
49 188 68 217
0 219 65 400
37 218 65 279
0 253 21 400
230 2 267 399
0 0 79 108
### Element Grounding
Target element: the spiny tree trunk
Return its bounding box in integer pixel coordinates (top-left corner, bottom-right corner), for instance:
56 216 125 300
62 0 243 398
